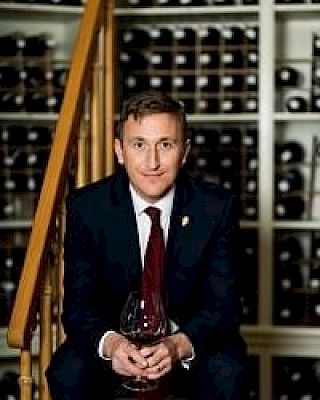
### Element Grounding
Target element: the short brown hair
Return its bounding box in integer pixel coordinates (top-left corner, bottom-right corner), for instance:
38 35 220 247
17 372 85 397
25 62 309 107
117 90 188 141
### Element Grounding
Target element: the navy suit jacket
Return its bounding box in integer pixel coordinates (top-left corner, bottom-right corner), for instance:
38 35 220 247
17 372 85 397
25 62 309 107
61 168 244 362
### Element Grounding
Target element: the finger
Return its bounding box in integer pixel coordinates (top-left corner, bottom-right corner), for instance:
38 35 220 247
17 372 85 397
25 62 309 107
145 363 171 380
128 347 148 369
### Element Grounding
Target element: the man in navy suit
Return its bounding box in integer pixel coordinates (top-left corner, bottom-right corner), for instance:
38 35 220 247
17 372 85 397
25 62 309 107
46 90 248 399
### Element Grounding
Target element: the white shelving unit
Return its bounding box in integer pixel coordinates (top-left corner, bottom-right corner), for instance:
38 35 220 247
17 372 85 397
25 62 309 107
1 2 320 398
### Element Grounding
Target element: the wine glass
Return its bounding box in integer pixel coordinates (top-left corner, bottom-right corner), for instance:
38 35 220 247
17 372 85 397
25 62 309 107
119 290 167 392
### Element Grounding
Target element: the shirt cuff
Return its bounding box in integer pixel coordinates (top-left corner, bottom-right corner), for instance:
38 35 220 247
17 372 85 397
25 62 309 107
98 330 116 360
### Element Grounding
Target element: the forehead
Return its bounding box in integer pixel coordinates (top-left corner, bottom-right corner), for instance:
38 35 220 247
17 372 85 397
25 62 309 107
123 113 182 139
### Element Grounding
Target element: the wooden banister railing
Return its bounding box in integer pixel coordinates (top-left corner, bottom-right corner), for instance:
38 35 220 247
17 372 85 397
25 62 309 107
6 0 115 398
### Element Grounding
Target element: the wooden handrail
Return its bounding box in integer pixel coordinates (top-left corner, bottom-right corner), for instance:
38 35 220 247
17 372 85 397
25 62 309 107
7 0 105 350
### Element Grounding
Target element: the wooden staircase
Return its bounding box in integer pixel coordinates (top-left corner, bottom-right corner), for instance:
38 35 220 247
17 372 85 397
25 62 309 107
6 1 116 398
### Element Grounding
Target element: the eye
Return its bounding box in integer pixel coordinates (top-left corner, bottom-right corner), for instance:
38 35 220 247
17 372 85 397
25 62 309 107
131 140 145 149
159 140 174 150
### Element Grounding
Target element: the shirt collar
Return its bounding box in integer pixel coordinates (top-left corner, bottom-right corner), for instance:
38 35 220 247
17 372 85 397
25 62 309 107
129 184 175 220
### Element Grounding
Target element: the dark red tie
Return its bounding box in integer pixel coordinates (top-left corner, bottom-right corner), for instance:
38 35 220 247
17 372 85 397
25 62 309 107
141 206 165 306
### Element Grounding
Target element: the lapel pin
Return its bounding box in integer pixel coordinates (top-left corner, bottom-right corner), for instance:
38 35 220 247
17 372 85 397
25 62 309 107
181 215 190 227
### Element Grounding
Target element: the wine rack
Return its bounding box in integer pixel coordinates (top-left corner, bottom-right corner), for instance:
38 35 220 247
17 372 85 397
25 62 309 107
114 1 320 399
0 1 82 373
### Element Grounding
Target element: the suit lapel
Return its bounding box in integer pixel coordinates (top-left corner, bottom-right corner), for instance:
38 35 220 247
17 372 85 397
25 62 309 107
110 171 142 291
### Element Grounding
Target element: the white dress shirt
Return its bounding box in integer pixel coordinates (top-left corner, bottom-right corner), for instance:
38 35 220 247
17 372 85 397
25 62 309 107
98 184 194 367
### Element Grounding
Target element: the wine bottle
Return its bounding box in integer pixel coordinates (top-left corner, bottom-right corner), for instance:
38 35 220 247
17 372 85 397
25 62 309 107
220 75 243 92
221 50 244 69
124 0 153 6
220 26 244 45
120 27 150 48
309 266 320 290
0 66 25 88
119 50 148 70
17 150 49 169
220 97 243 113
0 92 25 112
275 141 304 164
198 51 220 69
0 33 26 57
241 199 257 220
276 293 304 324
173 52 196 69
213 0 235 5
278 266 303 291
196 98 220 113
217 151 240 171
0 125 28 144
177 98 194 113
198 27 220 46
311 96 320 112
153 0 179 6
274 236 303 263
242 126 258 148
23 66 53 88
149 51 172 69
150 27 173 46
244 176 257 194
244 97 258 112
191 128 219 148
276 168 304 194
219 127 241 147
286 96 308 112
244 25 259 45
52 68 69 89
27 126 52 145
276 66 299 86
245 73 258 91
23 34 56 57
173 27 197 46
274 196 305 219
246 156 258 171
192 154 216 173
311 236 320 260
247 50 258 68
25 92 62 113
172 75 196 92
313 35 320 57
0 370 20 399
123 75 150 92
25 173 43 192
149 76 172 92
196 75 219 92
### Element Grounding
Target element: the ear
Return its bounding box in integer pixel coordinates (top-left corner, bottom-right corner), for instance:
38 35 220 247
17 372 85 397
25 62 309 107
114 138 124 165
181 139 191 165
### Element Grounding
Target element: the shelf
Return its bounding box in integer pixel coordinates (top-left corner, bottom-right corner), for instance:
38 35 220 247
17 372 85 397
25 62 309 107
0 3 84 20
115 5 259 17
273 220 320 230
0 113 58 122
0 220 33 230
187 113 258 123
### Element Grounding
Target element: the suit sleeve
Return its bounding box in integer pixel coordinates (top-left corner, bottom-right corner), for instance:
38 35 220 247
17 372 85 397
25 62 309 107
61 194 114 358
180 194 242 356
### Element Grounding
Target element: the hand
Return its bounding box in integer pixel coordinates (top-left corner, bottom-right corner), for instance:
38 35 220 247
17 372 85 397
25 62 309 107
139 332 193 380
103 332 148 377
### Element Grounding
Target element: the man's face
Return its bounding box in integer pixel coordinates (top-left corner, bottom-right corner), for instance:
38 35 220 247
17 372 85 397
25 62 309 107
115 113 190 203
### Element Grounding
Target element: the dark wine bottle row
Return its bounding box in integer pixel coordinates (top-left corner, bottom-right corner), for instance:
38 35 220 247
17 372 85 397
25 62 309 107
0 90 63 113
0 33 57 57
273 357 320 399
121 0 258 7
120 24 259 48
274 231 320 325
0 125 53 145
0 65 69 89
0 0 86 5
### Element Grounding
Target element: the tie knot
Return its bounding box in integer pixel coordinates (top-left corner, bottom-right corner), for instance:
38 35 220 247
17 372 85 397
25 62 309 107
145 206 161 226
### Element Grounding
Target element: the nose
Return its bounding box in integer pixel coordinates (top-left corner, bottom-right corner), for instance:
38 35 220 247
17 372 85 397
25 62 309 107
146 145 160 169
